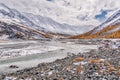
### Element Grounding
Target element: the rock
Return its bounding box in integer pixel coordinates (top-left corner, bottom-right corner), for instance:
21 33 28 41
9 65 19 69
1 40 119 80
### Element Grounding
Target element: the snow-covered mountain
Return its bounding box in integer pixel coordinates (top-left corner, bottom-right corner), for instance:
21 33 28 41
0 0 119 30
93 10 120 33
0 0 119 39
0 3 53 39
71 10 120 39
0 19 53 39
0 3 87 39
0 0 98 26
0 3 90 39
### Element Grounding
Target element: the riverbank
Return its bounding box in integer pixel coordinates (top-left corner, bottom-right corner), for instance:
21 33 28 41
0 39 119 80
0 39 97 74
1 48 120 80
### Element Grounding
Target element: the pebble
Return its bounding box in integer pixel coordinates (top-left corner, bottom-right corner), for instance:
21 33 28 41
0 39 120 80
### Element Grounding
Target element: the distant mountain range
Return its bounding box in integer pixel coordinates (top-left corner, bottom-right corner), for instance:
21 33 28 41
0 3 85 39
71 10 120 39
0 2 119 39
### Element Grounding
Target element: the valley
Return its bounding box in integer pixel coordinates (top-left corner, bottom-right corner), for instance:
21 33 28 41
0 0 119 80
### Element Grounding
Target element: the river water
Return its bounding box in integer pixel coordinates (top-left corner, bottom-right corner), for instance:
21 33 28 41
0 39 98 74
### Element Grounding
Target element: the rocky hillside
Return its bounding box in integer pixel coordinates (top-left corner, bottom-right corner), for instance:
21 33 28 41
70 24 120 39
71 10 120 39
0 3 83 38
0 20 52 39
0 3 84 39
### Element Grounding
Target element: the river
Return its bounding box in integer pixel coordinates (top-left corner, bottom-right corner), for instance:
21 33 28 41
0 39 98 74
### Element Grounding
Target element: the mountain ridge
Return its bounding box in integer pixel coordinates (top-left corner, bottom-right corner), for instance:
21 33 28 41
70 10 120 39
0 3 86 39
0 19 53 39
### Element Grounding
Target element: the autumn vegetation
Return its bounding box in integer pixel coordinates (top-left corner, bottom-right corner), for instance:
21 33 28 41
70 24 120 39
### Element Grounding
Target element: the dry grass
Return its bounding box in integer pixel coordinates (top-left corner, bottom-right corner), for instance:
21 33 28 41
73 57 84 62
70 24 120 39
89 58 103 64
117 71 120 76
77 64 83 73
118 66 120 70
104 61 111 66
103 30 120 38
108 66 117 72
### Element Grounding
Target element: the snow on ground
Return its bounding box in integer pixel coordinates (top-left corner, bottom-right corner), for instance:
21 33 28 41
98 39 120 49
0 40 37 45
0 40 63 58
0 40 98 59
0 39 98 74
0 35 9 40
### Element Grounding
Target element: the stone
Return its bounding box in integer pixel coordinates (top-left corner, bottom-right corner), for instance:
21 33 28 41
9 65 19 69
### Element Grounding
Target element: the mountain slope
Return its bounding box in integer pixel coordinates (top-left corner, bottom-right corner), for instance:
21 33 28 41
0 3 54 39
0 3 85 36
0 3 88 39
71 10 120 39
0 19 53 39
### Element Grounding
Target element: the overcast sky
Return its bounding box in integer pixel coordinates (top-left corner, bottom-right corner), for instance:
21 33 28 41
0 0 119 26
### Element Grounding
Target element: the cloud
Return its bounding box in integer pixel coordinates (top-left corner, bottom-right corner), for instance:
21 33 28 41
0 0 119 26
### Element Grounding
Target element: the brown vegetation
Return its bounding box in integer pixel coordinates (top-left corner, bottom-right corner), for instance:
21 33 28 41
89 58 103 64
70 24 120 39
73 57 84 62
108 66 117 72
77 64 83 73
118 66 120 70
117 71 120 76
103 30 120 38
104 61 111 66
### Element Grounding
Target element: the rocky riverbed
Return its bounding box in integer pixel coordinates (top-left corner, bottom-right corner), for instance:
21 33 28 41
0 48 120 80
0 39 120 80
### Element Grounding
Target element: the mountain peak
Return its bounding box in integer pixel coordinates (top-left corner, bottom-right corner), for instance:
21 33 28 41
0 3 11 13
